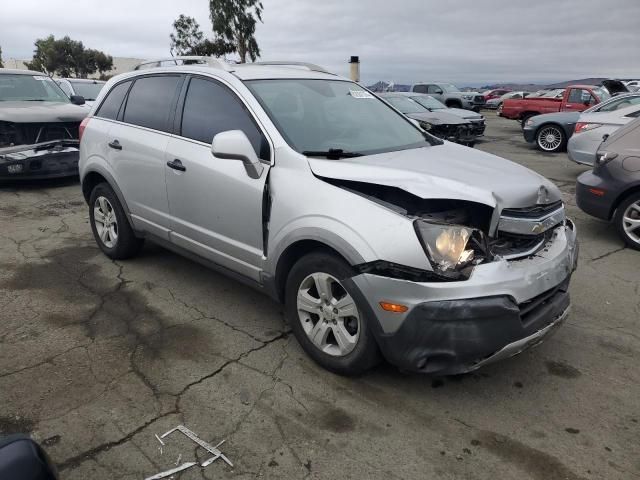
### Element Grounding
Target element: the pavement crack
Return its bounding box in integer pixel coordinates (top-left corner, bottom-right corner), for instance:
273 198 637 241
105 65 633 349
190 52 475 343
591 246 626 262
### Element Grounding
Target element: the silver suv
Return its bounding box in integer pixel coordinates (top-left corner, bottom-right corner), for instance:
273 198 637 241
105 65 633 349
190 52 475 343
79 60 578 375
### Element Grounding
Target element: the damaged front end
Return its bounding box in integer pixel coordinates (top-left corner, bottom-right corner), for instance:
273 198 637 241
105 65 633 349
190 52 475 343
329 178 579 374
0 121 80 180
426 122 476 146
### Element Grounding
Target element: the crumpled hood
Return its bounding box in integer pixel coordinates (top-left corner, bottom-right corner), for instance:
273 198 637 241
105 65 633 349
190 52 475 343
0 101 88 123
309 142 562 209
407 111 469 126
444 107 483 120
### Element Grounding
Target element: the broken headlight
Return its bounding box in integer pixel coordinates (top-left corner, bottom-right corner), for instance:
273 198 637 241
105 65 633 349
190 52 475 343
414 220 476 274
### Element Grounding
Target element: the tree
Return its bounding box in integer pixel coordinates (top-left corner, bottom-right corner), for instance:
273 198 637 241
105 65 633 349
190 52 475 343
25 35 112 78
209 0 263 63
169 14 233 57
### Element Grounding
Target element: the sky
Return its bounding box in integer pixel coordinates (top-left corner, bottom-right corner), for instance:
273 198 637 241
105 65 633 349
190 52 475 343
1 0 639 86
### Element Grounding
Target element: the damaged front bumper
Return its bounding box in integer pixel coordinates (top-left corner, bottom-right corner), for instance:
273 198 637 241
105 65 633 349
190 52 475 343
347 220 579 374
0 140 80 180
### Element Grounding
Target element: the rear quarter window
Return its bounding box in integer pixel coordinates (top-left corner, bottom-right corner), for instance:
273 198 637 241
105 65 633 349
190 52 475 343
95 81 131 120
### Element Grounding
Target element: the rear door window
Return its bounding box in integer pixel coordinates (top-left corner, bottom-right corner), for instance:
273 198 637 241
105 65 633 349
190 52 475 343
123 75 183 132
95 81 131 120
568 88 594 104
179 77 269 160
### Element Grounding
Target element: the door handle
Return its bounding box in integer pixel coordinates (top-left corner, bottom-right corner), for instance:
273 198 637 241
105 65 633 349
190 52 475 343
108 140 122 150
166 159 186 172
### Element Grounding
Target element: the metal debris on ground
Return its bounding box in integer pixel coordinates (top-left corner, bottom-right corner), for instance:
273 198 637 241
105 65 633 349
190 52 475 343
144 461 197 480
175 453 182 466
155 434 165 446
161 424 233 468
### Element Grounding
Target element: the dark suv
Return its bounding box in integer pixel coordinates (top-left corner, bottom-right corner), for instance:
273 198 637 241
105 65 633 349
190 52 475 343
576 116 640 250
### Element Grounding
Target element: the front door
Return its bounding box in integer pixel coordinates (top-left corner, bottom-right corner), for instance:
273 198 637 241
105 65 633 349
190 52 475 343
165 76 271 281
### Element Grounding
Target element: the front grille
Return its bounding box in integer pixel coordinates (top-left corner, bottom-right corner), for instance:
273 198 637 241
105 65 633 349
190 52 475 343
7 122 80 145
489 229 553 259
473 95 485 104
502 201 563 219
470 120 486 135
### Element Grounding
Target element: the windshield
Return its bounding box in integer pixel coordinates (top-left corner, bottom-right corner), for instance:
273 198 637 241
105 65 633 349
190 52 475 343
246 79 432 156
0 74 70 102
542 89 564 98
69 81 104 101
440 83 460 93
383 96 427 114
592 86 611 102
589 94 640 113
410 95 446 110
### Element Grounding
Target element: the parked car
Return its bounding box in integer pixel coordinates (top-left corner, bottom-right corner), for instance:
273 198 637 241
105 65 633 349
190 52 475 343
500 85 613 126
0 68 87 180
400 92 486 136
409 82 485 111
483 88 511 101
576 116 640 250
80 60 578 375
523 93 640 153
56 78 106 107
378 93 475 145
568 104 640 165
486 91 530 110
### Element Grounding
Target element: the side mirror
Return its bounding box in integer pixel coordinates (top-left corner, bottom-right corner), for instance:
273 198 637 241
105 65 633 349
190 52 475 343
434 89 443 95
211 130 264 179
70 95 85 105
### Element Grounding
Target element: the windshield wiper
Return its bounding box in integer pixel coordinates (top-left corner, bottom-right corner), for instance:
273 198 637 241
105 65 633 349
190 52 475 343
302 149 363 160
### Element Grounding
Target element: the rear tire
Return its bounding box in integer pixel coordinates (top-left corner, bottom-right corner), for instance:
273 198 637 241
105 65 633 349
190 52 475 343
614 193 640 251
89 182 144 259
284 252 380 375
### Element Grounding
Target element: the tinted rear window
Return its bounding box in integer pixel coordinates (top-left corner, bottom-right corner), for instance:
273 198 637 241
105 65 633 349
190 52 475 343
96 81 131 120
123 76 182 132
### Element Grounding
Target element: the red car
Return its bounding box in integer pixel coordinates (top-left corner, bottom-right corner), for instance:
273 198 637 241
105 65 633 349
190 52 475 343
483 88 511 101
499 85 611 126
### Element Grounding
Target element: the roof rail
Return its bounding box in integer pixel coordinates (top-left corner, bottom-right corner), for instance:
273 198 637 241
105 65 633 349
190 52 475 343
248 61 333 75
134 56 234 72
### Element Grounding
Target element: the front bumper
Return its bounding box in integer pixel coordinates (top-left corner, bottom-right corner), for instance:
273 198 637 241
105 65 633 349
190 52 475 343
523 126 536 144
0 140 79 180
350 221 579 374
469 120 486 136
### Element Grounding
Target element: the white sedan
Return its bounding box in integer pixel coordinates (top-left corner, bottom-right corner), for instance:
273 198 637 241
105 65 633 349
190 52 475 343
568 103 640 165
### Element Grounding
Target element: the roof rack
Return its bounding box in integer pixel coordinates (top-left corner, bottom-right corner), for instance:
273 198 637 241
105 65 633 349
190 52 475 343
247 61 333 75
134 56 234 72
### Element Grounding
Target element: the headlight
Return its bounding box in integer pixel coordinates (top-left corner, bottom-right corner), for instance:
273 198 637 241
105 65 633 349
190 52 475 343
526 119 534 127
419 121 433 131
414 221 475 273
462 95 473 100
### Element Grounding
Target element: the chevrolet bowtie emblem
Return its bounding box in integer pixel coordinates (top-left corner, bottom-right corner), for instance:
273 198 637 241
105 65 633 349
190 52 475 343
537 185 549 204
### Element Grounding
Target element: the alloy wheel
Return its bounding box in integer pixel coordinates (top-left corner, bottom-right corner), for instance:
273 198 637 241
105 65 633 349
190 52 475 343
537 126 563 152
94 196 118 248
296 272 360 357
622 200 640 245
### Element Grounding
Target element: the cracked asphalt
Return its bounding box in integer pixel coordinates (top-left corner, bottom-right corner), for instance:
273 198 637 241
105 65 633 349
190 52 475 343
1 114 638 480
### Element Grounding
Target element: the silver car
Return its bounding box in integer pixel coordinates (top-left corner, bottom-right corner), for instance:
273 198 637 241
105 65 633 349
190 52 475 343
79 60 578 375
568 103 640 165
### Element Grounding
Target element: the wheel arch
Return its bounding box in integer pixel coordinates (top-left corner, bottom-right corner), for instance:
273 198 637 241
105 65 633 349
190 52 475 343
81 167 135 230
272 239 362 303
610 183 640 219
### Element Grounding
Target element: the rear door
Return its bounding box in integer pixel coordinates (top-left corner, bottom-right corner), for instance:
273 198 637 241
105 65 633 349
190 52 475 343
106 74 184 239
164 76 272 281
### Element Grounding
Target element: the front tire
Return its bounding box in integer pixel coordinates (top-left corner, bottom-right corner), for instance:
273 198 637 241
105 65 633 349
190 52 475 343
89 182 144 259
536 124 567 153
614 193 640 251
284 252 380 375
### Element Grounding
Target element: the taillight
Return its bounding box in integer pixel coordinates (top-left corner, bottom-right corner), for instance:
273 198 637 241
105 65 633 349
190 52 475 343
574 122 602 134
79 117 90 142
